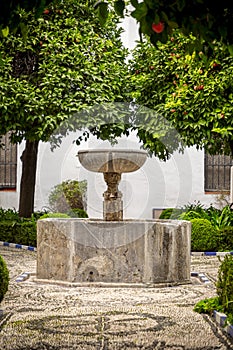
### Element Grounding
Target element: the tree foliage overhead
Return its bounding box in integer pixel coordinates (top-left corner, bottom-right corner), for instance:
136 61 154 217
129 30 233 156
0 0 53 37
0 0 130 144
97 1 233 53
0 0 130 217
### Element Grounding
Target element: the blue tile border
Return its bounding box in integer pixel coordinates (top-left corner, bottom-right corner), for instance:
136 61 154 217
191 271 211 283
191 251 233 256
0 241 36 252
213 310 233 339
15 272 31 283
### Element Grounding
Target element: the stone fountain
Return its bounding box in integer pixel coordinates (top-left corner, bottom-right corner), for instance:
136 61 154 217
78 149 147 221
37 149 191 286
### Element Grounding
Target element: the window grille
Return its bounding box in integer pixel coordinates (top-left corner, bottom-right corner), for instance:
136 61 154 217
0 133 17 190
204 153 233 192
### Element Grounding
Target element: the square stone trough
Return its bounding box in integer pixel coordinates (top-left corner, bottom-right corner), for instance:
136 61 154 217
36 219 191 286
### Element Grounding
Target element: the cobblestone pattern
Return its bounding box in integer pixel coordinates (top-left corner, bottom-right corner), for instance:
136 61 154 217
0 246 233 349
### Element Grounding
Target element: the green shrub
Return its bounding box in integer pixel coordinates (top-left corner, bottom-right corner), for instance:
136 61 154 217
190 218 218 251
48 180 87 213
0 255 9 303
194 255 233 324
39 212 71 219
159 208 184 219
217 226 233 252
0 208 20 221
216 254 233 322
193 297 222 315
0 221 37 247
68 208 88 218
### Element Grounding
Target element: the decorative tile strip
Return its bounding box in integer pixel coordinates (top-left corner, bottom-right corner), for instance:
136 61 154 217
0 241 36 252
15 272 31 283
213 310 233 338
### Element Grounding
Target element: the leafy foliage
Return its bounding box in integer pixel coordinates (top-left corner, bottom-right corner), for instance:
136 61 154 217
39 212 71 219
159 208 184 219
218 227 233 252
0 0 53 37
193 297 222 315
0 0 130 216
48 180 87 214
130 30 233 156
194 255 233 325
217 255 233 323
190 218 218 252
0 221 37 247
96 1 233 52
0 0 130 145
0 255 9 303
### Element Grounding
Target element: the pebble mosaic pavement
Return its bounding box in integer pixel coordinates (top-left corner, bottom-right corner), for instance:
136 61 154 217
0 246 233 349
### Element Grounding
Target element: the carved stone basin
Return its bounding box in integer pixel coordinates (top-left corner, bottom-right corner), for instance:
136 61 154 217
78 149 147 174
77 149 148 221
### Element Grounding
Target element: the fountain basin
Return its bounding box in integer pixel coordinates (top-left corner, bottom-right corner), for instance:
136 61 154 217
77 149 148 221
37 218 191 286
77 149 147 173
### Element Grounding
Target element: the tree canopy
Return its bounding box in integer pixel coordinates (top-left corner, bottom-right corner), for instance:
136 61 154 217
0 0 130 144
129 30 233 157
0 0 130 216
0 0 53 37
97 1 233 53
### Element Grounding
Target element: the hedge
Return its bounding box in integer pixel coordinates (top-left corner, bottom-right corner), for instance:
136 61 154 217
0 221 37 247
0 255 9 303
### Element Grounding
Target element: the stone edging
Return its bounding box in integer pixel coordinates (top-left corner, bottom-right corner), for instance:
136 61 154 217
0 241 36 252
191 251 233 256
15 272 31 283
190 271 211 283
213 310 233 338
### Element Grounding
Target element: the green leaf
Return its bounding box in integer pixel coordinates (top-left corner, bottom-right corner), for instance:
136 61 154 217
2 27 9 37
228 45 233 56
114 1 125 17
96 2 109 26
167 20 178 29
130 0 139 8
177 0 186 12
131 3 148 21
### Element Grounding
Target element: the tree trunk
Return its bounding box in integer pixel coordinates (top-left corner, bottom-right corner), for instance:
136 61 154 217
19 140 39 217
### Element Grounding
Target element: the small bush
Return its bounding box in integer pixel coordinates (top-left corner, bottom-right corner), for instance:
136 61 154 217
48 180 87 213
68 208 88 218
0 221 37 247
216 254 233 321
159 208 184 219
190 218 218 251
217 226 233 252
39 212 71 219
0 208 20 221
0 255 9 303
194 255 233 324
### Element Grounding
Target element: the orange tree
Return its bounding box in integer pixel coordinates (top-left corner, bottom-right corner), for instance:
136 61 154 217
97 1 233 52
129 30 233 157
0 0 130 217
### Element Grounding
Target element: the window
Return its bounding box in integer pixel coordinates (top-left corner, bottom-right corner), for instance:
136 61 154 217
204 153 233 192
0 133 17 190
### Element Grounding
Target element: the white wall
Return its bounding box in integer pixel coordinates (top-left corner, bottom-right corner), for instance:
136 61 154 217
34 131 219 219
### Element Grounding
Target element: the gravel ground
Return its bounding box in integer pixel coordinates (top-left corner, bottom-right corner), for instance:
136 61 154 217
0 246 233 350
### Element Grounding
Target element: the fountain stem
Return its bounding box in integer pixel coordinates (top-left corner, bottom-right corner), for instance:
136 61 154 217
103 172 123 221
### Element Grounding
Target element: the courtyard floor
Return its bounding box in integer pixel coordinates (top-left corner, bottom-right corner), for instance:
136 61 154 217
0 246 233 349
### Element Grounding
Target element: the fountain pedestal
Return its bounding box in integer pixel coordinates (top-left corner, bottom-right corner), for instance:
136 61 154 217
103 172 123 221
